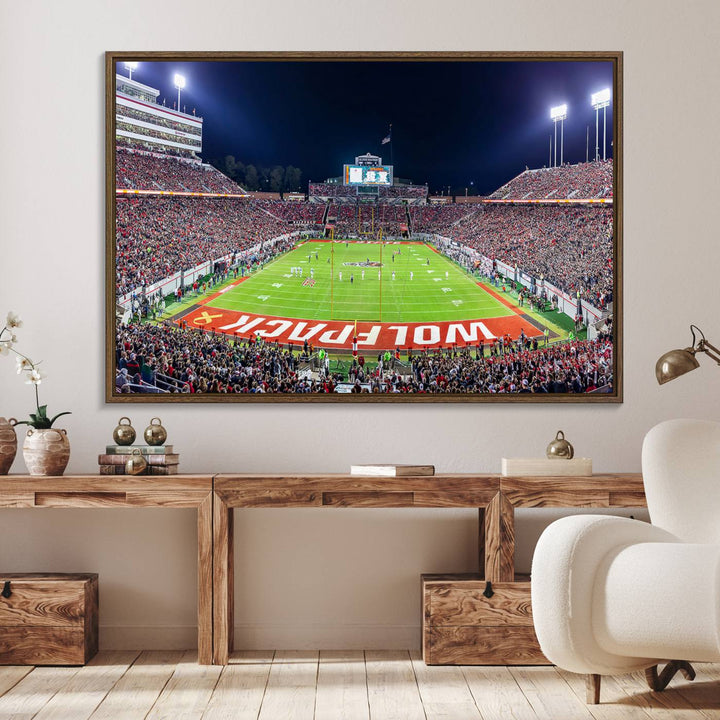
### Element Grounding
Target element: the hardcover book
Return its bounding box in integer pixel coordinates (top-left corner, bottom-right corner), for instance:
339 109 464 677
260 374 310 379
350 464 435 477
98 453 179 466
98 464 126 475
501 458 592 476
105 445 174 455
98 464 179 475
146 465 179 475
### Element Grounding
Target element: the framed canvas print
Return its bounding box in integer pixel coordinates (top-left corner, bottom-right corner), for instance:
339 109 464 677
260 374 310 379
106 51 622 403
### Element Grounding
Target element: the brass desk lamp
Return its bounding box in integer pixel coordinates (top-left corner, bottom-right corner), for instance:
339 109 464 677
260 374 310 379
656 325 720 384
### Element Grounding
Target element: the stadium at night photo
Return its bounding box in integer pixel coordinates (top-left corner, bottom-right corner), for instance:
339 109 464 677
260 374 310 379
107 52 621 401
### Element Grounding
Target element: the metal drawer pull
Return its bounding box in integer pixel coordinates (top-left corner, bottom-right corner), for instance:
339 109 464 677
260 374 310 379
1 581 11 598
483 581 494 598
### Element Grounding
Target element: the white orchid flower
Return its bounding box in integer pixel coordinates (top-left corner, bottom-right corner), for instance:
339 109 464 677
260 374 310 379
25 368 46 385
16 356 33 373
6 312 22 329
3 310 70 429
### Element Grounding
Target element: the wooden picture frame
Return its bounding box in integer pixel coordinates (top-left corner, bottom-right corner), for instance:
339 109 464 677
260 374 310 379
106 51 622 403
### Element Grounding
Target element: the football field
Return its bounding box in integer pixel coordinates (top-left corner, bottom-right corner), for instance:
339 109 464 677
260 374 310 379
206 240 514 323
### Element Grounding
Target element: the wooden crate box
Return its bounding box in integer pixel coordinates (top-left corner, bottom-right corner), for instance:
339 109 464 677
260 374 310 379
422 573 548 665
0 573 98 665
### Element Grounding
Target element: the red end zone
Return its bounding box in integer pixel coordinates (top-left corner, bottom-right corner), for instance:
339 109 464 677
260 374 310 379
177 307 540 352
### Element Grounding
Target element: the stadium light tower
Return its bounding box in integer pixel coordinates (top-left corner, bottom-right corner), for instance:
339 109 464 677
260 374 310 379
124 62 138 80
174 73 186 112
591 88 611 161
550 104 568 167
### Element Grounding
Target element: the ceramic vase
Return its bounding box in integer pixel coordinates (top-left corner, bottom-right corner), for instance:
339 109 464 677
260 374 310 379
0 417 17 475
22 428 70 476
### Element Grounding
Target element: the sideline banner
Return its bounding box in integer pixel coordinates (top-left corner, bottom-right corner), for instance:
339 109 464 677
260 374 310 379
178 307 541 352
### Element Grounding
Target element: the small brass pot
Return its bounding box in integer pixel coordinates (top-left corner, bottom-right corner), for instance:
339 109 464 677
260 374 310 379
113 417 136 446
144 418 167 446
546 430 574 459
125 449 147 475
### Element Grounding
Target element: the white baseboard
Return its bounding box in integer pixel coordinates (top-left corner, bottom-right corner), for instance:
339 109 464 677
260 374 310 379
99 624 421 650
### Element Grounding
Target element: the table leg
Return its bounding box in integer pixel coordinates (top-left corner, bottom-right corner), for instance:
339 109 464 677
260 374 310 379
213 492 234 665
197 493 213 665
478 507 486 577
483 492 515 582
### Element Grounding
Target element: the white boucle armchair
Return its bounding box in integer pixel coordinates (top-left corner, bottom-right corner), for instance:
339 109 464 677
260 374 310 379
531 418 720 703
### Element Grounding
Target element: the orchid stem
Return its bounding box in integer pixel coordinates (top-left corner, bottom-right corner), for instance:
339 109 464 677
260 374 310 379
2 321 43 414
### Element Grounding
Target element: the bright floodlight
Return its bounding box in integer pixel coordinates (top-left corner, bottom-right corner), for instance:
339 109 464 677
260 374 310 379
124 62 138 71
174 74 186 90
591 88 611 109
550 104 568 120
592 88 611 160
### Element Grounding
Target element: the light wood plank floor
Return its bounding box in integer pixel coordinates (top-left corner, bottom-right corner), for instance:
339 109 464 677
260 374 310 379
0 651 718 720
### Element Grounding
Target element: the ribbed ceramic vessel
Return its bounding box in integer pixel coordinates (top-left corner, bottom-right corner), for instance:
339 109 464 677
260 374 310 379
0 417 17 475
22 428 70 476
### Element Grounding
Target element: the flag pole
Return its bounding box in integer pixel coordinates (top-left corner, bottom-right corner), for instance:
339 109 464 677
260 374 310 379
389 123 393 168
330 229 334 320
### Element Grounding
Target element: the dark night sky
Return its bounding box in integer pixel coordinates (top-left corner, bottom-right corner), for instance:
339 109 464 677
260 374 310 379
121 59 614 196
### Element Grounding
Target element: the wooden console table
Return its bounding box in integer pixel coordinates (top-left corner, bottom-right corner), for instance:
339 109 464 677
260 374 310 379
0 475 214 665
1 473 647 666
212 473 645 665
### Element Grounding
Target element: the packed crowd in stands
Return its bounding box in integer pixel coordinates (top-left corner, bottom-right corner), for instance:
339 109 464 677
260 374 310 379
115 321 613 395
117 136 197 159
410 203 470 233
402 334 613 394
117 122 202 152
380 185 427 200
117 105 202 136
116 322 309 394
271 202 325 223
488 160 613 200
379 185 428 204
309 183 358 198
116 148 243 193
116 196 290 294
450 204 613 302
308 183 427 201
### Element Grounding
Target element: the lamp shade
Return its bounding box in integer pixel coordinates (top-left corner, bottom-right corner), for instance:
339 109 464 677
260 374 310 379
655 348 700 385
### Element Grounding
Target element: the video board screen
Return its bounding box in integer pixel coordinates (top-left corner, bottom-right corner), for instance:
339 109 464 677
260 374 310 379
343 165 393 186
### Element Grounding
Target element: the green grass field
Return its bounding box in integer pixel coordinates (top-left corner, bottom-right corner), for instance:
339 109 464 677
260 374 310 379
206 240 515 323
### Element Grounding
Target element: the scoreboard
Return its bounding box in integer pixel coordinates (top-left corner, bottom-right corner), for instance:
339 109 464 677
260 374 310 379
343 164 393 186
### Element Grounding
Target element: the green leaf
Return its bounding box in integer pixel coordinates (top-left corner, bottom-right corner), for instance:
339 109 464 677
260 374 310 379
36 405 48 419
48 411 71 427
15 418 50 429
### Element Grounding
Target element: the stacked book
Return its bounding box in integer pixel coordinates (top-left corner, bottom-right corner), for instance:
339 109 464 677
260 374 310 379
350 464 435 477
98 445 180 475
501 457 592 476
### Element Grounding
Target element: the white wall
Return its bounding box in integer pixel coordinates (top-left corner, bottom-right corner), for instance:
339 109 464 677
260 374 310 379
1 0 719 650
